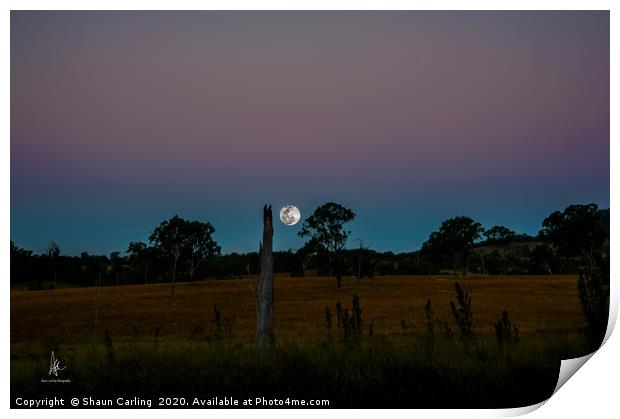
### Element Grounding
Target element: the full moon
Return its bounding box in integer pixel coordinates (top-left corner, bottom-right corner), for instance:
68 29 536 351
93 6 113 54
279 205 301 226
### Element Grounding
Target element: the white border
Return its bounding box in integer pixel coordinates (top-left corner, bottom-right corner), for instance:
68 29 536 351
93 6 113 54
3 2 616 418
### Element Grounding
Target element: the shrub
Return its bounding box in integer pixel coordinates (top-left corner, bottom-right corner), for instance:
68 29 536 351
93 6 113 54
578 272 609 350
424 299 434 346
335 302 342 328
450 282 473 340
334 294 363 346
441 320 454 341
400 318 408 336
103 329 114 363
213 305 223 340
494 311 519 348
324 306 332 330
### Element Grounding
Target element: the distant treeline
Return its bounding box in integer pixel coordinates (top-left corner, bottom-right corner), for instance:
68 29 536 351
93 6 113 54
10 203 609 289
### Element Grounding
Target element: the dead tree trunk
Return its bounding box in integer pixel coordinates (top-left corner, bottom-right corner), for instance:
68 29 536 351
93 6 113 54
256 205 274 347
189 256 195 286
144 260 150 284
478 252 487 277
92 264 102 345
334 253 342 288
170 247 179 296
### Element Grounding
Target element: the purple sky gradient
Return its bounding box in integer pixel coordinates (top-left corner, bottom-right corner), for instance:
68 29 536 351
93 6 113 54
11 11 609 255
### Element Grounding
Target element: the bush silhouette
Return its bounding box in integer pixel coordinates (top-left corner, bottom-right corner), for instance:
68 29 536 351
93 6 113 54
450 282 473 340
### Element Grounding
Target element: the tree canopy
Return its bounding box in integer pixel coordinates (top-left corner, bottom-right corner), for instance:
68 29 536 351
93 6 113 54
9 202 610 287
422 216 484 276
299 202 356 287
149 215 220 291
483 226 516 244
540 204 608 272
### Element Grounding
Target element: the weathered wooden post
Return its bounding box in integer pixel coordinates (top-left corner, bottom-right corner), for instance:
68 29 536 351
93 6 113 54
256 205 274 346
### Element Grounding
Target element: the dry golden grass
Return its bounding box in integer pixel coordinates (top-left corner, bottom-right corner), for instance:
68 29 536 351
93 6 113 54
10 274 585 345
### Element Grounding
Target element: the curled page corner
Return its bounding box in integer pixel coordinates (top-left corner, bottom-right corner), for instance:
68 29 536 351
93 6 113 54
551 298 616 397
551 275 618 397
553 353 595 395
505 352 597 417
499 400 547 417
502 355 598 419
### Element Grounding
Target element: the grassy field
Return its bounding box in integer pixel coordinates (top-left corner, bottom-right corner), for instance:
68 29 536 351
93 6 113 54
11 274 591 408
11 274 586 345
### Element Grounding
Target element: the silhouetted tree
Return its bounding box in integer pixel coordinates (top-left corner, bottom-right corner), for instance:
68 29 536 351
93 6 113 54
481 225 517 273
10 241 33 287
11 241 31 258
529 244 557 275
483 225 516 244
422 216 484 277
299 202 356 288
46 241 60 289
149 215 185 294
149 215 220 292
541 204 608 273
352 239 371 280
109 251 124 285
293 238 320 277
184 220 221 284
127 241 159 284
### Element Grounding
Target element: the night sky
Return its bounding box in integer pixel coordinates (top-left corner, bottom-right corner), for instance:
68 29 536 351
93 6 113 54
11 11 609 255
